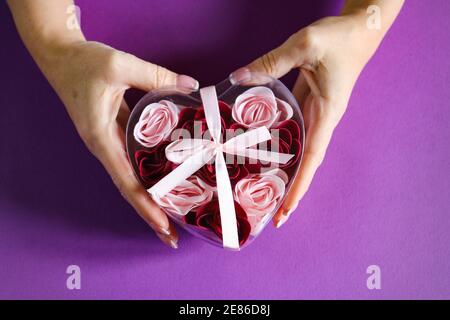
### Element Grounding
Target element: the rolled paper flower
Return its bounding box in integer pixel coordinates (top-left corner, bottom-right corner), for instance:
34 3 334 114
245 119 302 176
174 101 232 139
234 169 287 232
270 119 302 173
134 100 179 148
197 160 249 187
185 200 251 246
134 142 174 188
232 87 293 128
153 176 214 216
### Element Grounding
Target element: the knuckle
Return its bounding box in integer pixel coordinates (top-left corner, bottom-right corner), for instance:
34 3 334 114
296 26 318 50
106 50 123 66
153 65 170 88
103 50 126 77
260 51 277 75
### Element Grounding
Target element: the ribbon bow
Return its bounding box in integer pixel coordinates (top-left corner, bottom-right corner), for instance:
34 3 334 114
148 86 294 249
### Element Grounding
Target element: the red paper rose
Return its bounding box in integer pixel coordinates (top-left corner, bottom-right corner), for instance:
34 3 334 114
270 119 302 174
134 142 175 188
185 200 251 246
196 160 250 187
228 119 302 175
175 101 233 138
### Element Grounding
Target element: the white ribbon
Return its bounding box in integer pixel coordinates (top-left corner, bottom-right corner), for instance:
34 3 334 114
148 86 294 249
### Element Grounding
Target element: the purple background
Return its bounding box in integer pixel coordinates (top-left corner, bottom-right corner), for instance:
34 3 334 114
1 0 449 299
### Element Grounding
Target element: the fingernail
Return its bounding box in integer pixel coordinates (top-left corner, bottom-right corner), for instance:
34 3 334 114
276 203 299 228
166 235 178 249
169 239 178 249
229 67 251 85
276 214 289 228
284 203 299 216
149 222 171 236
177 75 199 90
158 227 171 236
157 233 179 249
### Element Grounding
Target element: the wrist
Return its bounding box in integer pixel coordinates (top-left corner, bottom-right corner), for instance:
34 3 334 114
29 38 88 105
32 33 85 70
7 0 86 76
337 10 386 63
33 36 85 87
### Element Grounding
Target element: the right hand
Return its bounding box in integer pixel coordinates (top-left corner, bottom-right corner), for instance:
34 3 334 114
42 40 199 249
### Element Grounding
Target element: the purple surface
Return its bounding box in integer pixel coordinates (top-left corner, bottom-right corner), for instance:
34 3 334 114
1 0 449 299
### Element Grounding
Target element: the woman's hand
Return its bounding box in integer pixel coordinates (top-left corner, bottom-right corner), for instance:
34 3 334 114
44 41 199 248
231 1 404 227
8 0 199 249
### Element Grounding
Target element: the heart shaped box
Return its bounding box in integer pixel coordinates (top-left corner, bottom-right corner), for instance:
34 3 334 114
126 73 305 250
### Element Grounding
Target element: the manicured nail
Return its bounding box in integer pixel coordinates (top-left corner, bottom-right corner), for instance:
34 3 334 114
149 222 171 236
158 227 171 236
157 233 179 249
276 214 288 228
284 203 298 216
169 239 179 249
229 67 251 85
276 204 299 228
165 235 178 249
177 75 199 90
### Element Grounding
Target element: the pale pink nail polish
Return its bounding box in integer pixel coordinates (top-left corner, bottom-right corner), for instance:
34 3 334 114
276 215 288 228
169 239 179 249
156 232 179 249
276 203 299 228
177 75 199 90
284 203 299 216
158 227 171 236
229 67 251 85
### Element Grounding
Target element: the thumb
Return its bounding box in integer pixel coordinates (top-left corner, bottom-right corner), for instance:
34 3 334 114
124 53 199 91
230 35 305 83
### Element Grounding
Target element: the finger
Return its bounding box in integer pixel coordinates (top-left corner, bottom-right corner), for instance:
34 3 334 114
116 99 130 132
300 69 321 97
274 99 336 228
96 125 179 249
292 72 310 108
122 53 199 92
230 35 309 84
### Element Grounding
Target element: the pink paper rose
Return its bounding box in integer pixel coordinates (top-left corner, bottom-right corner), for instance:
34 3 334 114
232 87 293 129
134 100 179 148
153 175 214 216
234 169 288 232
